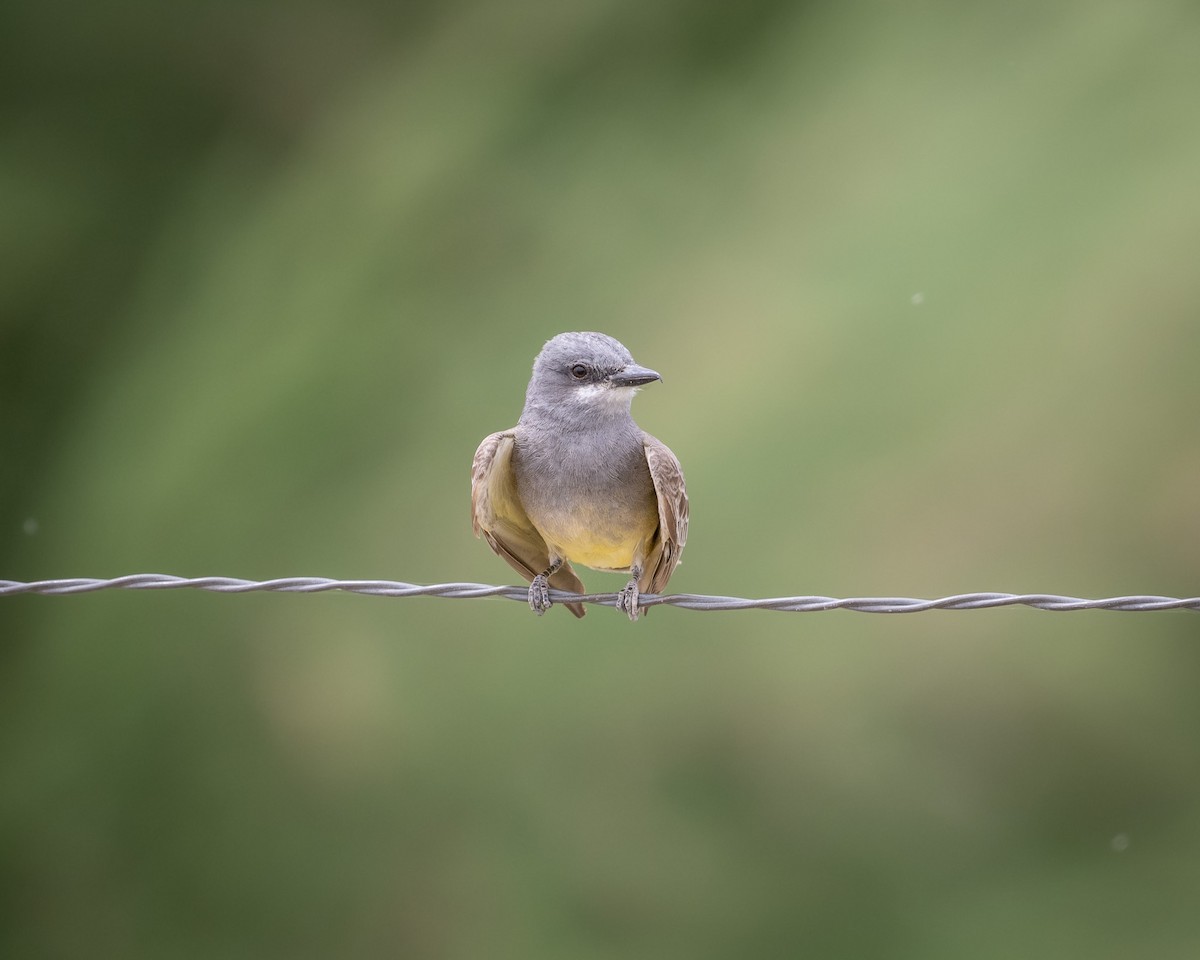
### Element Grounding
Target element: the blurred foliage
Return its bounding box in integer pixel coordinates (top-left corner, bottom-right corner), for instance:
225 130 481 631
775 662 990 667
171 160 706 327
3 0 1200 956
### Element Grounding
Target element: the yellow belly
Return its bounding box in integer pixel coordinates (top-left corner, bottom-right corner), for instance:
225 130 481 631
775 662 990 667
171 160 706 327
535 506 658 572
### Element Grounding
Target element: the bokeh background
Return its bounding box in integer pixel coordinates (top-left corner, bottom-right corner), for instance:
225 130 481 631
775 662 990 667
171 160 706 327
3 0 1199 956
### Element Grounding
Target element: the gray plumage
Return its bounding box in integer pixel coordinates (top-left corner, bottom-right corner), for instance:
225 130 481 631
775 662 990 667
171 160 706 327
472 332 688 620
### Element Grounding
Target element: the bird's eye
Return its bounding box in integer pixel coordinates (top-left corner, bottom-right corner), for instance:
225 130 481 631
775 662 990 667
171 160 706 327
569 363 589 380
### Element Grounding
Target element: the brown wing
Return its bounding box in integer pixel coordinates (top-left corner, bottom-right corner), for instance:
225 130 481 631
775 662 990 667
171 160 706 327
639 433 689 596
471 430 586 617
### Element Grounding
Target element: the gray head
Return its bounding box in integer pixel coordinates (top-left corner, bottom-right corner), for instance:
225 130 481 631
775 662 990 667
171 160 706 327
520 331 661 422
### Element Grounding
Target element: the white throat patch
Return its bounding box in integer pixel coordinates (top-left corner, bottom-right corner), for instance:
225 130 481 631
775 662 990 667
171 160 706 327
570 382 638 410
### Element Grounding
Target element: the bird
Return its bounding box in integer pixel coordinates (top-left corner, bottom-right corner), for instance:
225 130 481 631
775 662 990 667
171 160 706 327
471 332 688 621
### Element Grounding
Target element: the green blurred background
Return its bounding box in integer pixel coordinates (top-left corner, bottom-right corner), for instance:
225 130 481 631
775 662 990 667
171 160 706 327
3 0 1199 956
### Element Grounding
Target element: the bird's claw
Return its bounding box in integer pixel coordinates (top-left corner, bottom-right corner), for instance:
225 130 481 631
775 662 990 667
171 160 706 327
617 578 640 621
529 574 552 616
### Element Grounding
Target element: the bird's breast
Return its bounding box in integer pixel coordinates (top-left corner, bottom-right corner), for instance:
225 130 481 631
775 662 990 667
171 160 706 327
513 438 658 571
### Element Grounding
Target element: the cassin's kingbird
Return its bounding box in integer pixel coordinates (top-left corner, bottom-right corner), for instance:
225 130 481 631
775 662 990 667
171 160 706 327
472 332 688 620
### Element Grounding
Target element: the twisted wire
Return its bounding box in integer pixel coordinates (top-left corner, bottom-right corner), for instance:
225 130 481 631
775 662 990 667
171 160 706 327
1 575 1197 612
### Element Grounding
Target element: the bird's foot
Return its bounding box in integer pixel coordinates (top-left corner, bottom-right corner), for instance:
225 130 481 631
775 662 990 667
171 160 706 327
617 578 640 621
528 574 552 616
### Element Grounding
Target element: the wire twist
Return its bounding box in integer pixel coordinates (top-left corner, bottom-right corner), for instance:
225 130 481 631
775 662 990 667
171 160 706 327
1 575 1197 612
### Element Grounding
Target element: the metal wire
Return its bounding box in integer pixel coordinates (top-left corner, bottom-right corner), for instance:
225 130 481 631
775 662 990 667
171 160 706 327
1 575 1197 612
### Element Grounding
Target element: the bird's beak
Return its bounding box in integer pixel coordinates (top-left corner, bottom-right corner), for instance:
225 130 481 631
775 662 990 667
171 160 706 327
608 364 662 388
